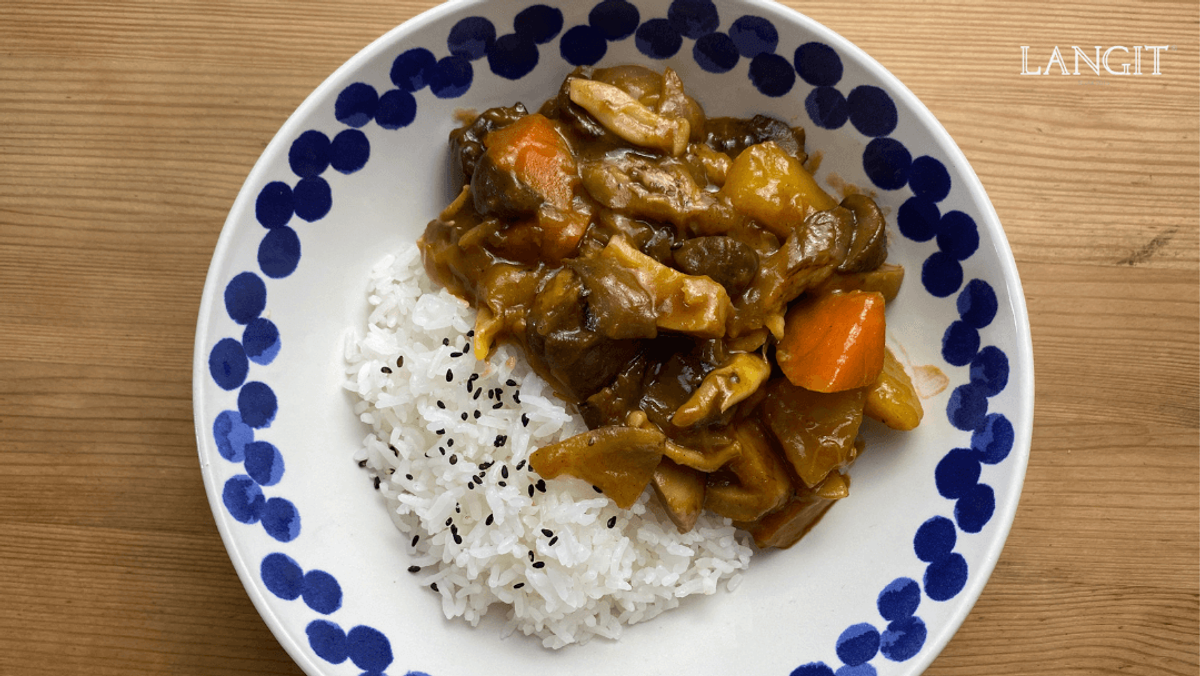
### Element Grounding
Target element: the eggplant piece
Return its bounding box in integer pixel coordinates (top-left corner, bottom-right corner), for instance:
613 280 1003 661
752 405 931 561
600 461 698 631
736 472 850 549
812 263 905 303
704 114 807 161
671 236 760 298
703 419 791 522
759 378 866 488
525 268 642 401
530 425 666 509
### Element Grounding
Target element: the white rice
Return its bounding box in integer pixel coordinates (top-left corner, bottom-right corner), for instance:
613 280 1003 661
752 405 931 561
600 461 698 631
343 244 753 649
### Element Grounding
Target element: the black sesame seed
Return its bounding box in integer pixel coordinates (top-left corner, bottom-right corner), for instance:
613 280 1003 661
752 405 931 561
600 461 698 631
528 484 535 498
388 468 395 475
537 479 547 493
528 550 535 561
466 381 474 393
521 413 530 427
412 535 420 546
439 446 446 455
453 532 462 545
532 561 545 569
473 388 482 400
607 516 617 528
446 369 454 382
461 412 468 421
492 402 503 410
381 366 392 374
445 517 453 527
373 476 381 490
593 485 602 493
436 400 446 409
541 528 553 537
447 438 454 447
389 445 399 456
506 379 517 387
516 460 526 470
455 503 461 513
501 466 509 479
436 429 445 435
450 351 462 358
485 514 494 526
408 565 420 573
449 454 458 465
473 410 481 419
405 474 413 480
549 536 558 546
442 338 450 346
514 582 524 589
396 356 404 368
494 435 507 447
467 330 475 337
513 391 521 404
467 482 475 490
480 461 494 470
430 582 439 592
498 481 507 487
469 373 479 382
357 459 367 467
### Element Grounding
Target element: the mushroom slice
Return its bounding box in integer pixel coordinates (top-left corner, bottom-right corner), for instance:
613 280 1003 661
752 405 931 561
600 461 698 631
703 419 791 522
837 193 888 273
672 353 771 428
568 78 690 156
661 437 741 472
529 425 665 509
651 457 706 533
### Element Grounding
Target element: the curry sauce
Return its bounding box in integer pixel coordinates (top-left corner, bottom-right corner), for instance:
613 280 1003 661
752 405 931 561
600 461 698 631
419 65 924 548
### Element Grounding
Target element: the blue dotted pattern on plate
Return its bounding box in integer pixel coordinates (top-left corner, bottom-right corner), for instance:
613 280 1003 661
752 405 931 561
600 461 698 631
205 1 1016 672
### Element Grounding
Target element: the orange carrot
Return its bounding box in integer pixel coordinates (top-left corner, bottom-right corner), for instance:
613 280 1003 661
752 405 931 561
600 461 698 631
776 290 886 393
484 114 587 260
485 113 577 209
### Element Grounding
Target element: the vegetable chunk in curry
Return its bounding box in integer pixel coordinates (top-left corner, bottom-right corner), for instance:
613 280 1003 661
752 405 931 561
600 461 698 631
419 65 924 549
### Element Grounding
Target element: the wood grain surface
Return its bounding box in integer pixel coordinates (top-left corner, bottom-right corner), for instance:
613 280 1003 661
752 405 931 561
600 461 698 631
1 0 1196 674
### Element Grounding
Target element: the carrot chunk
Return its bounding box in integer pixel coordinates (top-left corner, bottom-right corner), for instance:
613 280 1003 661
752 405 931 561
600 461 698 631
484 114 588 261
776 290 886 393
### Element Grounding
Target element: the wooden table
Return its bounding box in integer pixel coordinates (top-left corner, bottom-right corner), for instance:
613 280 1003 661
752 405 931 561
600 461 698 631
2 0 1196 673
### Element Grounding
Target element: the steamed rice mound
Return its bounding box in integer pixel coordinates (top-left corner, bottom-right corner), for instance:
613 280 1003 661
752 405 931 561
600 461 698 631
345 244 753 648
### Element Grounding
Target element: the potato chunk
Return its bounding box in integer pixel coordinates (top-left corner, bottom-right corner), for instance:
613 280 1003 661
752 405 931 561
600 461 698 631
721 141 837 239
864 347 924 431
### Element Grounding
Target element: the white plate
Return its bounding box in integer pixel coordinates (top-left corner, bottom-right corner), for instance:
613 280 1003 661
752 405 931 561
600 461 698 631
193 0 1034 674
